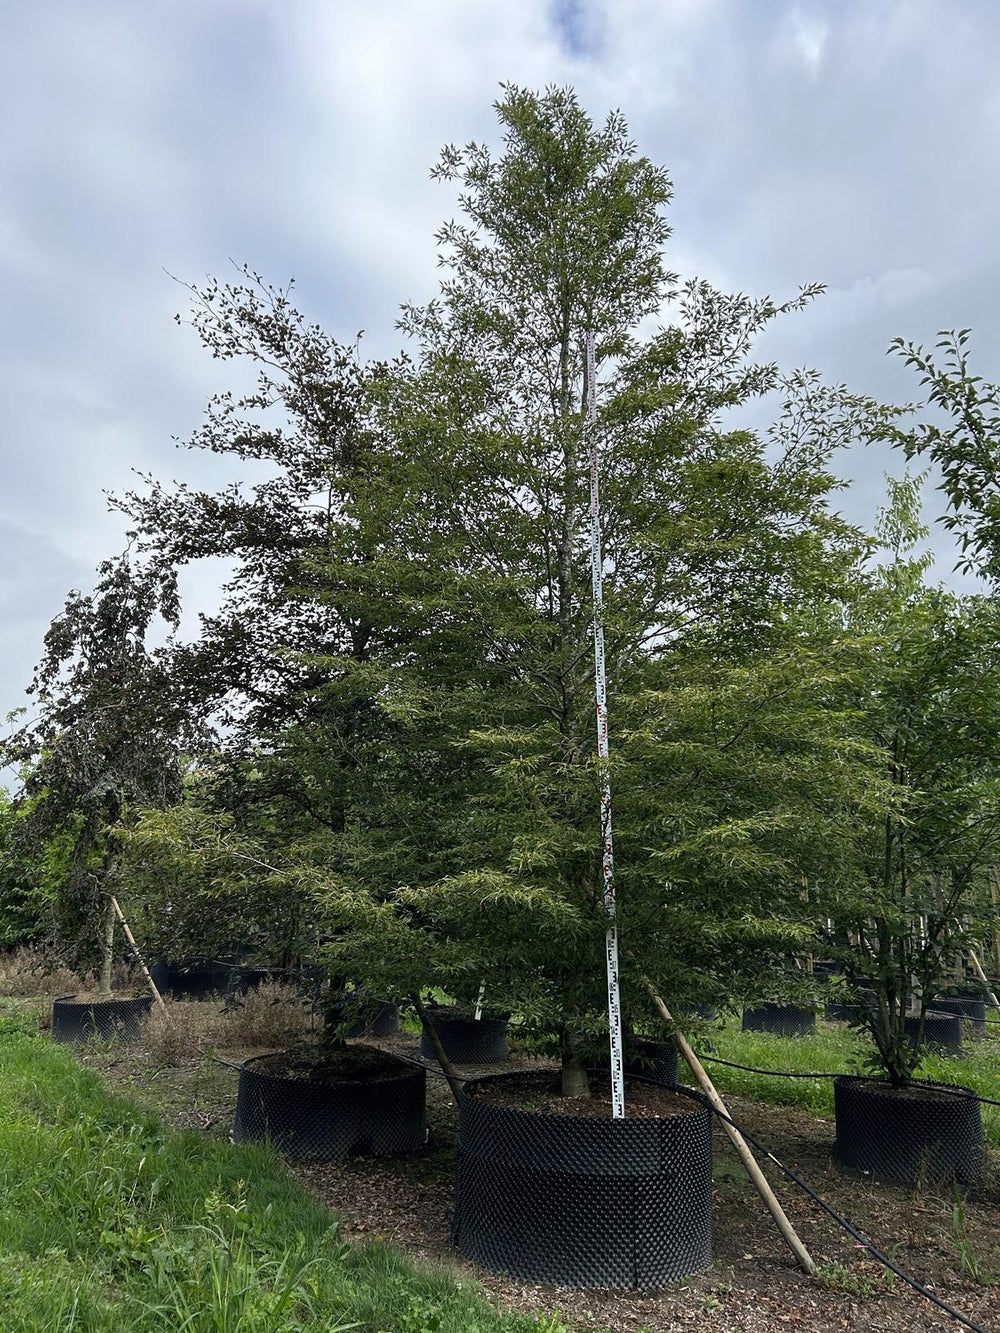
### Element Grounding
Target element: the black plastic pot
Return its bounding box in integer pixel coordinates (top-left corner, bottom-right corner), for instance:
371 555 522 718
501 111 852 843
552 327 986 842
833 1075 984 1184
905 1010 963 1052
51 993 153 1044
160 957 232 1000
811 961 841 979
932 995 987 1035
342 997 400 1039
825 987 878 1024
452 1071 712 1288
232 1049 426 1160
419 1006 509 1064
626 1036 678 1087
742 1003 815 1037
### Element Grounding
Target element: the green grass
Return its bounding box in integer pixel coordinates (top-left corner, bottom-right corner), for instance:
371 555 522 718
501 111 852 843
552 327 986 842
0 1008 570 1333
686 1013 1000 1144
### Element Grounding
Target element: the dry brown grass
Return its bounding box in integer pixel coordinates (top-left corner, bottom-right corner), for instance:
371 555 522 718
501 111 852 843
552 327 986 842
219 981 316 1049
0 946 92 998
141 981 316 1065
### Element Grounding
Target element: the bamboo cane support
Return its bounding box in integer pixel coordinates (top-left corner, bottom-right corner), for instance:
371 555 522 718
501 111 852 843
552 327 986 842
411 992 464 1105
968 949 1000 1013
642 976 816 1276
110 895 168 1014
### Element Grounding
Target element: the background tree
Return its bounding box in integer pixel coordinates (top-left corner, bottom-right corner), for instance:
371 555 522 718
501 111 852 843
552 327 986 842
890 329 1000 581
1 556 191 992
816 476 1000 1083
0 786 56 948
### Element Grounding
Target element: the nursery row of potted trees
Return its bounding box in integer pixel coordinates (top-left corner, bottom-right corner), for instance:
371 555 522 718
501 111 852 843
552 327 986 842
5 86 1000 1289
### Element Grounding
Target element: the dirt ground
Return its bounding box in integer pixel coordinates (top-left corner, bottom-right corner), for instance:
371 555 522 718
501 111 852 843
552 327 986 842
61 1003 1000 1333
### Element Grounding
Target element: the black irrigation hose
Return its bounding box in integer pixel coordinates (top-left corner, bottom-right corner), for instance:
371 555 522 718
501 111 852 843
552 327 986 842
390 1054 991 1331
696 1053 1000 1109
700 1053 845 1080
696 1092 994 1333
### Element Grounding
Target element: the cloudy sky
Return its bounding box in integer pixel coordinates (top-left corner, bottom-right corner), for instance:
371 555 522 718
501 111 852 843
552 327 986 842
2 0 999 735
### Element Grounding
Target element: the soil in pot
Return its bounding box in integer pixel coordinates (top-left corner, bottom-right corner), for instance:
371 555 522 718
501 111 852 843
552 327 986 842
452 1070 712 1288
232 1043 426 1161
741 1003 815 1037
419 1006 509 1064
51 993 153 1044
833 1075 984 1184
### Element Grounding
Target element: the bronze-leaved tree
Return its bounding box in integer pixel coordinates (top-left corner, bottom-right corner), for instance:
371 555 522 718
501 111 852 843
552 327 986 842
2 556 190 991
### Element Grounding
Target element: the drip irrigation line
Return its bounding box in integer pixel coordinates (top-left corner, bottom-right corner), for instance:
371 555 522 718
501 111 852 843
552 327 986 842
626 1071 993 1333
695 1053 1000 1109
700 1054 843 1079
706 1100 992 1333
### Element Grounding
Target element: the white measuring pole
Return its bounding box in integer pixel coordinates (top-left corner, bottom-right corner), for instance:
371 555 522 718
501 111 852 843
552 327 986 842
586 330 625 1119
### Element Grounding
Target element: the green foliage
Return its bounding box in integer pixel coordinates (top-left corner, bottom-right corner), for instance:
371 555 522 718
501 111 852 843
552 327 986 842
1 558 193 986
812 479 1000 1083
890 329 1000 581
0 789 54 947
111 87 900 1086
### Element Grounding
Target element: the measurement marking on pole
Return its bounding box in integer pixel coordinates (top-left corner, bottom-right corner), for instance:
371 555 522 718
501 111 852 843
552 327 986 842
587 329 625 1120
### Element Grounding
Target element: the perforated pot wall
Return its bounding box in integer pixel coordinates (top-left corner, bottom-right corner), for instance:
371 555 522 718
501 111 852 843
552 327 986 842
931 996 987 1035
343 998 400 1039
741 1003 815 1037
161 958 232 1000
51 994 153 1043
419 1007 509 1064
232 1052 426 1160
905 1010 962 1052
627 1037 678 1086
833 1076 984 1184
452 1072 712 1289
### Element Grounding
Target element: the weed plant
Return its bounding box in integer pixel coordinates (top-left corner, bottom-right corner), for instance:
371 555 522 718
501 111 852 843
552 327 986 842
0 1007 568 1333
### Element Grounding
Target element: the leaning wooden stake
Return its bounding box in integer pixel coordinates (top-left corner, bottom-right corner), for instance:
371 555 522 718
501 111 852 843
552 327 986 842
968 948 1000 1013
642 976 816 1276
110 895 168 1015
411 992 463 1106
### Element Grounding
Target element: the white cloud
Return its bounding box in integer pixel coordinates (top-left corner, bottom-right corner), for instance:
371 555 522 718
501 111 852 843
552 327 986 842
3 0 1000 731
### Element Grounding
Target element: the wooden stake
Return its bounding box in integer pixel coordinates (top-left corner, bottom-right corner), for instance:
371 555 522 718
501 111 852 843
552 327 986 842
968 949 1000 1013
110 895 168 1014
411 992 463 1105
641 976 816 1277
988 866 1000 975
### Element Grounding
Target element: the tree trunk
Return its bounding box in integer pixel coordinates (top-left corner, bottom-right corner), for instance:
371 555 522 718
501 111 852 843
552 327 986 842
560 1025 590 1098
98 895 115 996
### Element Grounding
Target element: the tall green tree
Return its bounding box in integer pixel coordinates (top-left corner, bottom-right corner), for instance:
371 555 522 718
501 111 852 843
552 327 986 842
123 88 895 1095
298 86 891 1094
889 329 1000 580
